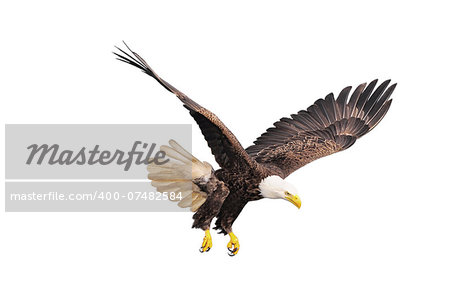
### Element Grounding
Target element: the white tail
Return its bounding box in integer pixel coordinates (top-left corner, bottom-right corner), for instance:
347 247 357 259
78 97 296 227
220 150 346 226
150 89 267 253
148 140 212 212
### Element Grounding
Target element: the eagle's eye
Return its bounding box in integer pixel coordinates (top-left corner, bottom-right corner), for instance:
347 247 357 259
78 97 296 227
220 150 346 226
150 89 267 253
285 191 290 196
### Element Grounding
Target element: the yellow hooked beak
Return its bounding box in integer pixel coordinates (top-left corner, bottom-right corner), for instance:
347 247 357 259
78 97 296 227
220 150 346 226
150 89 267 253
285 193 301 209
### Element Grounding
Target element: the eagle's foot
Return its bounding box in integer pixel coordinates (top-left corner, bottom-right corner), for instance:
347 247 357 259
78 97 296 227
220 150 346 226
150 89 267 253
199 229 212 253
227 232 240 256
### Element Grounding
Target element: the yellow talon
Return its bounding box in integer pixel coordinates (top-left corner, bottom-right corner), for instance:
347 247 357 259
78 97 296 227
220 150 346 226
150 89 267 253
200 229 212 253
227 232 240 256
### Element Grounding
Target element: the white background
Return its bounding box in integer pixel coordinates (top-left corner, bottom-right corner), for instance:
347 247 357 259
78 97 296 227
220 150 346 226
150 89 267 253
1 1 449 298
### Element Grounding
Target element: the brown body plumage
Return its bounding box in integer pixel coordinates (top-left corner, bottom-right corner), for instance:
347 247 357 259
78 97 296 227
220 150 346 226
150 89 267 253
114 43 395 253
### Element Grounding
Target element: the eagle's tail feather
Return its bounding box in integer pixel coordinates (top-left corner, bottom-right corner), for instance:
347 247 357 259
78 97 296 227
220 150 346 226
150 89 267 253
148 140 212 212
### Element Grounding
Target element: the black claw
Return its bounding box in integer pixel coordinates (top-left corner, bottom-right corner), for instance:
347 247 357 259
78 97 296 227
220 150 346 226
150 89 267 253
228 251 236 257
199 247 204 253
228 247 238 253
206 247 211 252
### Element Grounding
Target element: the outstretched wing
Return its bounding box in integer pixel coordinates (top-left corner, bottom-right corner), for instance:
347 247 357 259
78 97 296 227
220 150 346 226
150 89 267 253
114 43 258 171
246 80 396 178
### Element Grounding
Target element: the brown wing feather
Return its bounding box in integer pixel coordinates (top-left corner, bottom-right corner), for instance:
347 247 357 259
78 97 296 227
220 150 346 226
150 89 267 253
114 43 259 171
246 80 396 178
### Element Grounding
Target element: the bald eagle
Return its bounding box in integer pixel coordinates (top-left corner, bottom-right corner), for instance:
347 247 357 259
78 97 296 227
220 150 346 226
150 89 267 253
114 43 395 256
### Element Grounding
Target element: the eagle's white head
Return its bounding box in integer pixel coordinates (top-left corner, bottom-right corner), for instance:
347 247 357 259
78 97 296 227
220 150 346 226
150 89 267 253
258 175 301 209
